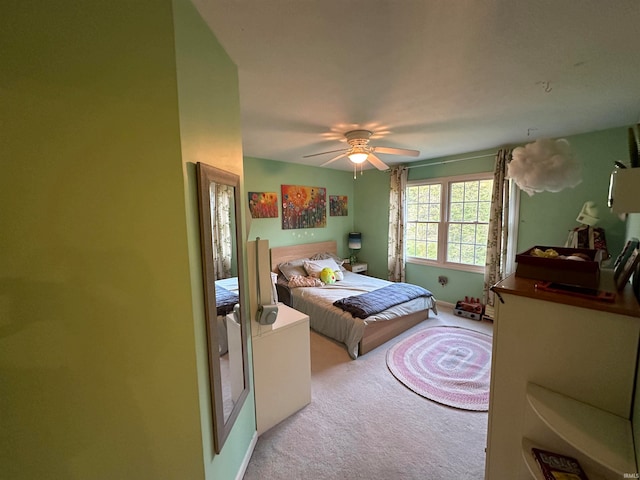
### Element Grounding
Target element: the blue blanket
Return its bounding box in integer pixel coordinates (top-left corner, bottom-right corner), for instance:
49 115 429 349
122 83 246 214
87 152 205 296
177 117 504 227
216 286 239 316
333 282 433 319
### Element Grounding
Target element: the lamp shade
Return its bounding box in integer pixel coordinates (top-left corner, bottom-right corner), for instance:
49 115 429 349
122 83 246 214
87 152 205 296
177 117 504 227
348 232 362 249
348 152 368 164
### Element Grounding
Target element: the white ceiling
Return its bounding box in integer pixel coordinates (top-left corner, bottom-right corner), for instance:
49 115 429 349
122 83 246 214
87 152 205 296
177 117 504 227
194 0 640 171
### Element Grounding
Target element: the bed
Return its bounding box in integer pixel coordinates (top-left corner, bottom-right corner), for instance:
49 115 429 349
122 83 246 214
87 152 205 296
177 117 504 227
271 241 437 359
215 277 240 355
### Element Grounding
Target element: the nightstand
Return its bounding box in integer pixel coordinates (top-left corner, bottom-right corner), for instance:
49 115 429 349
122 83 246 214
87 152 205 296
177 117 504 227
345 262 367 274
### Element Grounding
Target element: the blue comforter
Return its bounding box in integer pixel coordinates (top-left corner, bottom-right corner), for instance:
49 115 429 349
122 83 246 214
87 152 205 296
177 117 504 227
333 282 433 319
216 286 239 316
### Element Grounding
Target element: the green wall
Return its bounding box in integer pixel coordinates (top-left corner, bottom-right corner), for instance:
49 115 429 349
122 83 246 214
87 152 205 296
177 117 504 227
1 1 254 479
244 157 356 256
172 1 256 478
516 128 628 258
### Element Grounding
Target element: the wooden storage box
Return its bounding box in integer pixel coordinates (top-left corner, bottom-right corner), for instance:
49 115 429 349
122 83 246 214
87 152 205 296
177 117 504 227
515 246 602 289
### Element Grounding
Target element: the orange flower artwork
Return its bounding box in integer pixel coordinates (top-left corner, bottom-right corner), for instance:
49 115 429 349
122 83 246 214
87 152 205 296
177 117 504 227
248 192 278 218
281 185 326 229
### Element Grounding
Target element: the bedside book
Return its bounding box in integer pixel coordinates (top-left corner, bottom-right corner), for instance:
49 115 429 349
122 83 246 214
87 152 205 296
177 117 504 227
531 448 589 480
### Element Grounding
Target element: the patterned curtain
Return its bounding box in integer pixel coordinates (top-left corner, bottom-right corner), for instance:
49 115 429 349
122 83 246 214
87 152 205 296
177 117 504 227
212 183 233 280
483 149 512 306
388 166 408 282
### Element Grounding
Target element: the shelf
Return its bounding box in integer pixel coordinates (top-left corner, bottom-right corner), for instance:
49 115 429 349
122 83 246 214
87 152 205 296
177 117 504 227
526 383 636 477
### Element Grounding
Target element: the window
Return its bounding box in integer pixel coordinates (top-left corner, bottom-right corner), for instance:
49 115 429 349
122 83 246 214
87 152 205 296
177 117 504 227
406 173 493 272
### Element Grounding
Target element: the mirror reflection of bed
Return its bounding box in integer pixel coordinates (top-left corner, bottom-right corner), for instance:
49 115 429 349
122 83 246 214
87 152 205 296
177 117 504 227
215 276 242 421
270 240 438 359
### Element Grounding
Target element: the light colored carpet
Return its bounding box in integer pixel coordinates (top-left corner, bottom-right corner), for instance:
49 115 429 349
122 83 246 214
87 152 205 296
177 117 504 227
243 305 493 480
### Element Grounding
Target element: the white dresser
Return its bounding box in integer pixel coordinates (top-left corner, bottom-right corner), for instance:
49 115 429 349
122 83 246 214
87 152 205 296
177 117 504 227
252 303 311 435
485 273 640 479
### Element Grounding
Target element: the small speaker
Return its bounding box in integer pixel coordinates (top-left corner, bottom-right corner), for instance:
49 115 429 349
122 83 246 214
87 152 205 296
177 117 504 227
257 304 278 325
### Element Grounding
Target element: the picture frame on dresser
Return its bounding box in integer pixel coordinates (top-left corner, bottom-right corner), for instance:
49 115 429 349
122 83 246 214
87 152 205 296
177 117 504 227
615 247 640 290
614 238 639 280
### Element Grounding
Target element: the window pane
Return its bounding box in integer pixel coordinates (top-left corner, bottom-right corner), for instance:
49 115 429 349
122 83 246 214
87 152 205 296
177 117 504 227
406 222 417 239
430 185 441 203
418 204 429 221
463 203 478 222
450 202 463 221
461 224 476 243
475 245 487 265
479 180 493 199
407 239 416 257
476 223 488 240
451 183 464 202
426 223 439 241
418 186 430 204
461 244 475 264
407 204 418 221
448 223 461 242
478 201 491 222
429 204 441 222
426 242 438 260
464 181 479 201
416 222 427 239
447 243 460 263
407 186 419 203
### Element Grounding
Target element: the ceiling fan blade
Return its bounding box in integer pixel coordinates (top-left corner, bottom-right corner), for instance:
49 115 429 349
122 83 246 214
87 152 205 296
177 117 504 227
373 146 420 157
321 153 347 167
303 148 348 158
367 153 389 171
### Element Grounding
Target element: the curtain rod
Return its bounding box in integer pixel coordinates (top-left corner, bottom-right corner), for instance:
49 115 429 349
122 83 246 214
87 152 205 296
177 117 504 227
406 152 496 169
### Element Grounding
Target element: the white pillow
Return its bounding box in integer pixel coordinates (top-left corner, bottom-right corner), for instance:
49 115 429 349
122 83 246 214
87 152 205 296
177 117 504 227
303 258 342 278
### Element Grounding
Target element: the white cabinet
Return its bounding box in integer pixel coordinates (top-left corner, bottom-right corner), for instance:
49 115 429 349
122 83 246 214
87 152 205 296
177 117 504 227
252 304 311 435
485 273 640 479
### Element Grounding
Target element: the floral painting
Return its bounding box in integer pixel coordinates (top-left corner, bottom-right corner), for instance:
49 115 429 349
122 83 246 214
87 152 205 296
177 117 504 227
248 192 278 218
281 185 326 229
329 195 348 216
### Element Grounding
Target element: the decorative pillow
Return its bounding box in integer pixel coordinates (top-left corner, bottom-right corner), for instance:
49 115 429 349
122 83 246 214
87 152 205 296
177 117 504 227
310 252 346 268
288 275 323 288
303 258 342 278
278 258 308 281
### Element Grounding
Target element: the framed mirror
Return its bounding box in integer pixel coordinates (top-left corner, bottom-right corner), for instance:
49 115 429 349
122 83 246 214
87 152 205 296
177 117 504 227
196 162 250 454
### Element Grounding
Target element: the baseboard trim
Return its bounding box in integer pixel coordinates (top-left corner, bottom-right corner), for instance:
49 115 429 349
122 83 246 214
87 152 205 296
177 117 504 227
435 300 455 311
236 431 258 480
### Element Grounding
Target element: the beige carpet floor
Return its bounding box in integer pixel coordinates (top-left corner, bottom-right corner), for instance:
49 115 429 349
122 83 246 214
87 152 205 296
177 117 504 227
243 305 493 480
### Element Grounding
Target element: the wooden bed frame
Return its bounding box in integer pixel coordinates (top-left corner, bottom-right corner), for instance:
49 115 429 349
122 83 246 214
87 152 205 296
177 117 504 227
270 240 430 356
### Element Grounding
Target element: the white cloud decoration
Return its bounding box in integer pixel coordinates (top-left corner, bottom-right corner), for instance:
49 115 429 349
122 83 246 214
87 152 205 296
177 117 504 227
508 138 582 196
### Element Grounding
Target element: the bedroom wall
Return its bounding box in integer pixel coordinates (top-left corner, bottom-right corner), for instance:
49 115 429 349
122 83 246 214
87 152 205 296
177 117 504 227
1 1 252 479
172 1 256 478
355 127 631 305
243 157 356 256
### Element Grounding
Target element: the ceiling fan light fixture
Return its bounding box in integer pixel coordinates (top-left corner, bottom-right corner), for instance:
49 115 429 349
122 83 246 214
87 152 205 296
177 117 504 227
348 151 368 164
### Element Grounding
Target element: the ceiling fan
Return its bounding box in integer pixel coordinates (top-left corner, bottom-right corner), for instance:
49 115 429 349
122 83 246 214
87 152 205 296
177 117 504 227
303 130 420 171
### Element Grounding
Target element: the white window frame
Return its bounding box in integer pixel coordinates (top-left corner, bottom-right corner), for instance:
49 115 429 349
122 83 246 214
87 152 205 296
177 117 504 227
406 172 494 274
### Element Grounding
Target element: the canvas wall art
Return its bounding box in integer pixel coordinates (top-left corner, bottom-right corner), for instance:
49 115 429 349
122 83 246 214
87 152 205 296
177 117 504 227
248 192 278 218
329 195 348 216
281 185 326 229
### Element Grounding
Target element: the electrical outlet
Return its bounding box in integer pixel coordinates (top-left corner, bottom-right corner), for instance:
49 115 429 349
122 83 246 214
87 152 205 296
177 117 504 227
438 276 448 286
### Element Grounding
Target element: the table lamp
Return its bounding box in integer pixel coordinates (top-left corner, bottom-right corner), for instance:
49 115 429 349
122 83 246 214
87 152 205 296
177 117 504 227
348 232 362 264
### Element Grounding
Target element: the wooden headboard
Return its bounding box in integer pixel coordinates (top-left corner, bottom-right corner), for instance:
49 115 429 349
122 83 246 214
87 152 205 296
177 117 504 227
270 240 338 272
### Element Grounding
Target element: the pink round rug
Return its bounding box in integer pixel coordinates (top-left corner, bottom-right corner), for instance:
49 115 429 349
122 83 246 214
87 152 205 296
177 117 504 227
386 326 492 411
